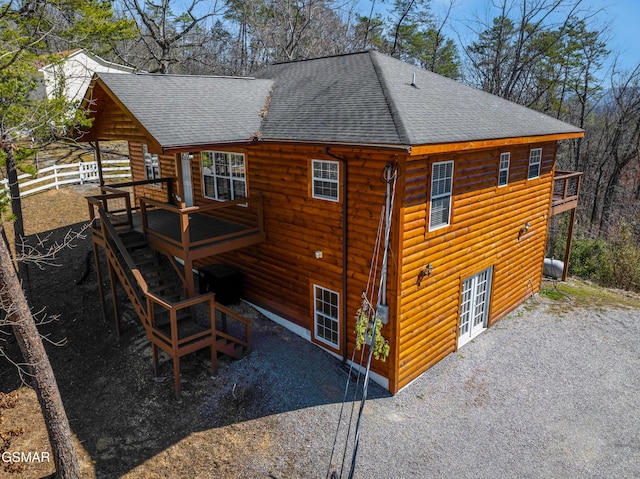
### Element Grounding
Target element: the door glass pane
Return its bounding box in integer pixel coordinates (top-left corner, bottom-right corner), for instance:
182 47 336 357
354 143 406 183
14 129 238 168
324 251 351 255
459 267 493 346
459 278 472 336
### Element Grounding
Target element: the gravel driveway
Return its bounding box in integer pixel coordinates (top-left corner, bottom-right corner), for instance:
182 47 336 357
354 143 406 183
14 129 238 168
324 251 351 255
198 287 640 479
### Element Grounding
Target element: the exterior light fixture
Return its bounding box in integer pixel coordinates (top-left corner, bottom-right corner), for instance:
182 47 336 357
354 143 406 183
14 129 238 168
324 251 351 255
416 264 433 286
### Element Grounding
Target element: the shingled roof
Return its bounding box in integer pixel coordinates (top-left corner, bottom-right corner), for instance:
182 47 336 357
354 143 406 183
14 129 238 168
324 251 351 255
89 73 274 149
253 51 583 146
87 51 582 150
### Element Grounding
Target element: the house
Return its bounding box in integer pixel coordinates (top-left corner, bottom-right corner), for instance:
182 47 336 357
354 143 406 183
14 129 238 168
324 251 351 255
78 51 583 394
38 49 135 104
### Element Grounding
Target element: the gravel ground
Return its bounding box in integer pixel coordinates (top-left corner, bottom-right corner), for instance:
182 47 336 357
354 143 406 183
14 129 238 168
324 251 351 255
197 291 640 479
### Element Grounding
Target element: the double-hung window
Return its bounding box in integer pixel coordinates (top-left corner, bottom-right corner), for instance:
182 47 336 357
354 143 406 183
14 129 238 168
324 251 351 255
498 152 510 187
429 161 454 231
142 144 160 181
313 285 340 349
202 151 246 201
528 148 542 179
312 160 339 201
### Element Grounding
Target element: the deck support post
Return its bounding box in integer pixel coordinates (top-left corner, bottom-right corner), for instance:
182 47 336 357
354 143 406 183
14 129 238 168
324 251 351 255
94 141 105 187
562 208 576 281
183 258 196 298
107 261 121 336
93 243 107 323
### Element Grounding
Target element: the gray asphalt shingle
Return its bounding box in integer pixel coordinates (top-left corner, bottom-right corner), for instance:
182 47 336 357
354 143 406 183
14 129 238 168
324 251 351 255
94 73 274 148
93 51 582 150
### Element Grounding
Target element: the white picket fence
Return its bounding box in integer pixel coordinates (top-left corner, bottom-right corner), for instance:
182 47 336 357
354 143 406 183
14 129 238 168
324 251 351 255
0 159 131 198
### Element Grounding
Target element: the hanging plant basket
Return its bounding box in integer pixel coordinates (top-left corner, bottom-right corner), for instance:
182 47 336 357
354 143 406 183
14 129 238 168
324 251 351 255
354 300 390 362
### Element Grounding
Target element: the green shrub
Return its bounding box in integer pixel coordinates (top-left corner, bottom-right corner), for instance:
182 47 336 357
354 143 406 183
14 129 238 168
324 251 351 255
567 222 640 293
568 236 612 281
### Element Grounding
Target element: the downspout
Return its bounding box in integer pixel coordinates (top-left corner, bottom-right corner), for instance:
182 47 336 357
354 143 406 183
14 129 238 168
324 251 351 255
325 147 349 363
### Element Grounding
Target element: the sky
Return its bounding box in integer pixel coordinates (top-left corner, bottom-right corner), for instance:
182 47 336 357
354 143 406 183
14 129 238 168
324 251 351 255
424 0 640 73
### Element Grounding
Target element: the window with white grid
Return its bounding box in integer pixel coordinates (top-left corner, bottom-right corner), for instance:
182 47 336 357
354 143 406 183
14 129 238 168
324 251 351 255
429 161 454 230
498 152 510 187
202 151 246 201
142 144 160 181
312 160 339 201
313 285 339 348
528 148 542 179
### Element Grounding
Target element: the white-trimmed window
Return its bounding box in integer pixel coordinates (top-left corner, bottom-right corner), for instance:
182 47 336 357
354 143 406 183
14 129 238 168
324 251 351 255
528 148 542 179
312 160 339 201
142 144 160 181
429 161 454 231
498 152 510 187
202 151 246 201
313 285 339 349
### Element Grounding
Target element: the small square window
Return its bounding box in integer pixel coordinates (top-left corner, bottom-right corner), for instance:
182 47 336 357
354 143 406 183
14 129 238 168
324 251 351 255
528 148 542 179
312 160 339 202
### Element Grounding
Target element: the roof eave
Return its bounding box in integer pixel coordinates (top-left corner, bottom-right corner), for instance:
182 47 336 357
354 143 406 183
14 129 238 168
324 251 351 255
257 137 411 152
408 131 585 157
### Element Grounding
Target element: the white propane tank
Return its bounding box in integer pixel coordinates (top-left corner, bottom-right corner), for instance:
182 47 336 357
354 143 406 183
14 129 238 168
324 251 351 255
543 258 564 279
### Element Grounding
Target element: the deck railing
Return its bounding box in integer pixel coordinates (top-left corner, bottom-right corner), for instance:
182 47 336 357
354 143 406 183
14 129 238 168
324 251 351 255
107 177 175 209
553 170 582 202
552 170 582 215
139 194 264 254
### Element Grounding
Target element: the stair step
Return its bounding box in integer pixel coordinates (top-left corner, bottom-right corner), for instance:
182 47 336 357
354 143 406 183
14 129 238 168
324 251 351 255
145 273 172 286
154 308 191 322
148 283 182 298
216 337 248 359
136 256 160 269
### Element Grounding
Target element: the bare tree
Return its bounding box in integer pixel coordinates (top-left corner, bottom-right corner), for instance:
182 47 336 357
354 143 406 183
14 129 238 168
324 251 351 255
582 65 640 233
118 0 223 73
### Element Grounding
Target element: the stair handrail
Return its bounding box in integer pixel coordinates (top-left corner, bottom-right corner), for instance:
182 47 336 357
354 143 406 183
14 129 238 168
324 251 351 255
98 207 219 340
98 208 150 298
214 302 251 349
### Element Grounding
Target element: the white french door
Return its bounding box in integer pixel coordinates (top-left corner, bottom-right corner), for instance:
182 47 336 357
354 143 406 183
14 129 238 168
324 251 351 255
458 267 493 347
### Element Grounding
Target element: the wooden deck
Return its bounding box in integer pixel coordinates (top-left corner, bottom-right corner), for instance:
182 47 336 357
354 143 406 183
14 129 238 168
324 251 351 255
88 186 265 297
136 209 251 247
551 170 582 215
138 195 265 263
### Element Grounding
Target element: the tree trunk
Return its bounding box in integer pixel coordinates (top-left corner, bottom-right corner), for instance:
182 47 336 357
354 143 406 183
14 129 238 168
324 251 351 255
599 162 626 234
4 144 30 289
0 225 80 479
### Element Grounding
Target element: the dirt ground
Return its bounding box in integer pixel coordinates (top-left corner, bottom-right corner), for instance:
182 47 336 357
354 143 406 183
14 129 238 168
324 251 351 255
0 185 299 478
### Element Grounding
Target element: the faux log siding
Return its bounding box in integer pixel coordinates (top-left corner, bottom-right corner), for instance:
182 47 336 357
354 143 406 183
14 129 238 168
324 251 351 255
128 141 175 204
396 142 557 390
194 144 398 380
89 87 151 144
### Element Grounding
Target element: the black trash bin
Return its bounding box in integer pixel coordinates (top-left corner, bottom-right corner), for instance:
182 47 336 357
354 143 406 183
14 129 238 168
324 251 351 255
198 264 243 305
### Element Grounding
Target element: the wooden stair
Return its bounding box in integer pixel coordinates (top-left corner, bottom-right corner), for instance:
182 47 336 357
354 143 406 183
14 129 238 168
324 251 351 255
88 195 251 396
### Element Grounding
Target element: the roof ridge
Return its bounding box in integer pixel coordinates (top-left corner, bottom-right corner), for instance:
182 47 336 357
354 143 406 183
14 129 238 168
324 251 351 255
269 50 371 67
129 72 258 80
368 51 412 145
